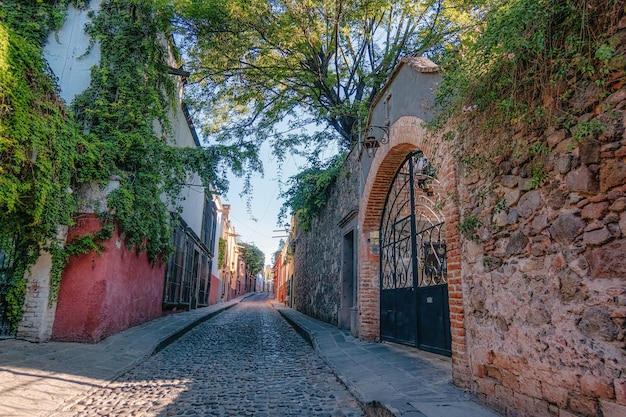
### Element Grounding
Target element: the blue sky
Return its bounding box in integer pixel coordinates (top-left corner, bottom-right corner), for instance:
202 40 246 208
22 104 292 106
223 141 303 267
223 137 340 267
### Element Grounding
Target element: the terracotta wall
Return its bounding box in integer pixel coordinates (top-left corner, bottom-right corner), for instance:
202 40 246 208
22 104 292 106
52 215 165 343
208 274 220 305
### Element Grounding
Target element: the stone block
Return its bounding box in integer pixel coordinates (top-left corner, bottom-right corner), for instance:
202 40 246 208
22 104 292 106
581 201 609 220
580 142 601 164
494 384 514 406
583 227 612 246
519 376 543 398
547 130 566 148
477 377 497 396
514 392 536 414
556 155 573 174
501 175 520 188
580 374 614 399
568 394 598 417
566 165 599 194
543 384 569 407
585 239 626 278
578 306 619 342
601 400 626 417
501 369 521 391
506 231 529 255
550 212 585 244
610 197 626 212
600 159 626 193
518 190 543 217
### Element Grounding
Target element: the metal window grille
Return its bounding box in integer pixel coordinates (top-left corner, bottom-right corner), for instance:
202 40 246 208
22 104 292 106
163 216 213 310
0 233 25 337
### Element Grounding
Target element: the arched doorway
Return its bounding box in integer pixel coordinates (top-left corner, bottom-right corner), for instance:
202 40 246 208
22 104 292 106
379 150 451 356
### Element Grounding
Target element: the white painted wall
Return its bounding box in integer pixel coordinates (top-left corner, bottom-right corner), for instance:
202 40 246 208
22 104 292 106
168 99 206 238
43 1 101 104
43 1 207 239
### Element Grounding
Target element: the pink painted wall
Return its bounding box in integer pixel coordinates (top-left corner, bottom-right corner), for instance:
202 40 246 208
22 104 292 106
208 274 220 305
52 215 166 343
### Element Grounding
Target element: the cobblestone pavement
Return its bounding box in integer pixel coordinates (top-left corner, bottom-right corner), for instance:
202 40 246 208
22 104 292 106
51 293 364 417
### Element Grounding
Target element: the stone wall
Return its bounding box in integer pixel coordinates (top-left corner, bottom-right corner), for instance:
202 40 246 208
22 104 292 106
459 55 626 416
292 148 360 325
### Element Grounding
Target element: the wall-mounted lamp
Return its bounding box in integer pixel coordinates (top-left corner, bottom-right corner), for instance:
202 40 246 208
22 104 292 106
363 125 390 157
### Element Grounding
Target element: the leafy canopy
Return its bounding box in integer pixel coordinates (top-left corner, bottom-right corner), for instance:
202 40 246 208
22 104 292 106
172 0 480 159
238 241 265 275
278 152 346 231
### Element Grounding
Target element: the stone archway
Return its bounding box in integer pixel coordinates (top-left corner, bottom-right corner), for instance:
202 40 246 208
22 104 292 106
357 115 469 383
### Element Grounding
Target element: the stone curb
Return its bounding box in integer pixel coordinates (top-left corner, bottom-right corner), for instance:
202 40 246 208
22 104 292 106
271 302 395 417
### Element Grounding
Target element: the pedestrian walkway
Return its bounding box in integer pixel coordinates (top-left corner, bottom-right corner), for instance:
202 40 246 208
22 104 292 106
272 301 501 417
0 296 245 417
0 294 501 417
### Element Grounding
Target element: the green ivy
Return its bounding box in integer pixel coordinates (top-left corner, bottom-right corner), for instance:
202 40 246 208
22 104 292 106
279 153 347 232
218 237 226 269
433 0 624 152
457 215 481 242
0 1 93 328
0 0 262 332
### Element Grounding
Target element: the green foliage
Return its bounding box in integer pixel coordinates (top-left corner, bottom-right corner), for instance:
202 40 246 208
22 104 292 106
218 237 226 269
0 0 262 331
172 0 480 156
571 119 605 143
436 0 624 128
238 241 265 276
279 152 346 232
0 1 95 328
457 215 481 242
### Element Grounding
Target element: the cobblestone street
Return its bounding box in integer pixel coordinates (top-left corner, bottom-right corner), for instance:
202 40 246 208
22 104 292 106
52 293 363 417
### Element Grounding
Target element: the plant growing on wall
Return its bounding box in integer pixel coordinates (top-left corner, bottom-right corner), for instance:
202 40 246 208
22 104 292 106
278 152 346 232
435 0 623 141
0 0 262 332
238 241 265 276
218 237 226 269
430 0 624 241
0 0 94 332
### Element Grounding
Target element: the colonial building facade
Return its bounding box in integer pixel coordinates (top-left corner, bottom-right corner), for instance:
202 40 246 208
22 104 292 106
10 2 246 343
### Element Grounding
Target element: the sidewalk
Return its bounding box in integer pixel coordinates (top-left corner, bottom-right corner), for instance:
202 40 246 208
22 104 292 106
272 301 501 417
0 295 501 417
0 296 245 417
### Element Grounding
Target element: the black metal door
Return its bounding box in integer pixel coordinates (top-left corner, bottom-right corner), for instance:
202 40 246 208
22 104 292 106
380 151 451 356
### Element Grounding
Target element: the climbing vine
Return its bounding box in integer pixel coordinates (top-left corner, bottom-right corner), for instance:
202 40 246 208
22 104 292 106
434 0 624 148
218 237 226 269
432 0 624 242
279 153 347 232
0 0 92 331
0 0 261 332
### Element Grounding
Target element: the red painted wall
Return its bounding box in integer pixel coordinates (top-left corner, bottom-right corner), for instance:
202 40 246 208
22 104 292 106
52 215 166 343
208 274 220 305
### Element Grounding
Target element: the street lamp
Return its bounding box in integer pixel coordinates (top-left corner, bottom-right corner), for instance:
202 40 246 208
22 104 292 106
363 125 389 157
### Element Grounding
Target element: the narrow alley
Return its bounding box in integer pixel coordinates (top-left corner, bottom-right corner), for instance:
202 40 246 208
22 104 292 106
51 293 363 417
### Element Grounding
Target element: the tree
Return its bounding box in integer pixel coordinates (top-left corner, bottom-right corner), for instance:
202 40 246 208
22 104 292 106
172 0 480 160
238 241 265 276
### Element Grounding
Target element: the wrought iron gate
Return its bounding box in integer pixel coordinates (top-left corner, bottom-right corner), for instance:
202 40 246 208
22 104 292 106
380 151 451 356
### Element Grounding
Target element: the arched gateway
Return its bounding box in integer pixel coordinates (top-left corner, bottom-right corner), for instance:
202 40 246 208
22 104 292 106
379 150 451 356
